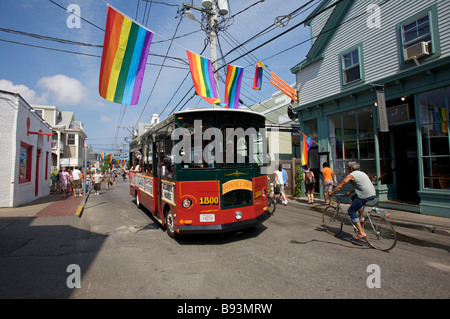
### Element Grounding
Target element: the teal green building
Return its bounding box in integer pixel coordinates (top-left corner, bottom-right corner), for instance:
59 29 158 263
291 0 450 217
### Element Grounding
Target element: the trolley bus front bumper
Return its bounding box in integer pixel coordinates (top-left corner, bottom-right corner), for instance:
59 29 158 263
177 211 272 235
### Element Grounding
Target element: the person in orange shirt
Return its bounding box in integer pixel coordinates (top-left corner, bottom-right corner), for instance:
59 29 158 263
321 162 334 206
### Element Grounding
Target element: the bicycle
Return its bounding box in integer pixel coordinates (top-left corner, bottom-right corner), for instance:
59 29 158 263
322 194 397 251
267 184 276 215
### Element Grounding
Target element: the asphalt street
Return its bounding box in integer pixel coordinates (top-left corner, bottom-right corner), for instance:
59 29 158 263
0 179 449 301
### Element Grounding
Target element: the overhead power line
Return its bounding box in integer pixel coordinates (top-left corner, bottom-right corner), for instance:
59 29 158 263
221 0 343 68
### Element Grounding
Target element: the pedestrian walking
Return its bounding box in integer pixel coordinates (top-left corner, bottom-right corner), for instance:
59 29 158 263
67 169 73 195
275 163 288 206
72 166 82 197
321 162 334 206
105 171 112 191
303 165 316 204
59 167 70 197
85 172 92 193
93 170 103 195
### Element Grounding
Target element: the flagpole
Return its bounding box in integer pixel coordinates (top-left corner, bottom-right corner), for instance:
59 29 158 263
298 130 325 150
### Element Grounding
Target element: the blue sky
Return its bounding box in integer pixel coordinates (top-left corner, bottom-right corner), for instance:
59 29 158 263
0 0 318 154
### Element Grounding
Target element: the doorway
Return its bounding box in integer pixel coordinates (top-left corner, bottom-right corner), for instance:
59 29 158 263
392 124 419 203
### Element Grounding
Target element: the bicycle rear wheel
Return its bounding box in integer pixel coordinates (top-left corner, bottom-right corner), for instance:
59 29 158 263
322 206 343 236
363 214 397 251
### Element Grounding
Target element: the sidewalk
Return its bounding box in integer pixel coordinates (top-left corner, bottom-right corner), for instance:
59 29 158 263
0 192 87 218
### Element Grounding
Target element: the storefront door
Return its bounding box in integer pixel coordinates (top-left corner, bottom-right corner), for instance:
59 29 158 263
392 123 419 203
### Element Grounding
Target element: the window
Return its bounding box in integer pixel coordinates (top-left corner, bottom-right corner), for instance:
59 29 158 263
343 50 360 84
419 87 450 190
19 142 32 183
397 4 440 68
339 43 364 87
67 134 75 145
402 15 430 49
329 107 376 184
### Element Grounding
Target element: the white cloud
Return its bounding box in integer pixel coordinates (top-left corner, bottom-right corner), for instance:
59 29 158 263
100 115 111 123
0 79 48 104
37 74 87 106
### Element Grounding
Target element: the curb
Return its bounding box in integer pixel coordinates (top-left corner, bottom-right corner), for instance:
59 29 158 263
75 190 91 218
387 219 450 237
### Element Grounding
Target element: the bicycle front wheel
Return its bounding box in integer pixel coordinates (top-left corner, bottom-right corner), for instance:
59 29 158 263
363 214 397 251
268 197 276 215
322 206 343 236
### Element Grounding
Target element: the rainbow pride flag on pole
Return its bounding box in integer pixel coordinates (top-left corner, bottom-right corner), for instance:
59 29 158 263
99 5 153 105
224 64 244 109
252 61 266 91
301 133 314 168
186 50 221 105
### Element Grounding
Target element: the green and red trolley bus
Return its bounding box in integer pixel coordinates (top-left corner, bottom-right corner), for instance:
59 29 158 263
129 108 271 238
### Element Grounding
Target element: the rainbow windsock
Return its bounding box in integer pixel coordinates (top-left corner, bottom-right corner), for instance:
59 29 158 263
186 50 221 105
224 64 244 109
252 61 266 91
99 5 153 105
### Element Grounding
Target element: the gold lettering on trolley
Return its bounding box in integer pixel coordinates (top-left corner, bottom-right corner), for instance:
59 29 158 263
222 179 253 195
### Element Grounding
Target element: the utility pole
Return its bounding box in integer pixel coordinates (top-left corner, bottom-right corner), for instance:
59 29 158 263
208 3 219 101
117 125 136 138
183 1 228 108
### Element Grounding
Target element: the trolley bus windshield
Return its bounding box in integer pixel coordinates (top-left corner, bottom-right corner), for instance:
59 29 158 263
172 110 267 169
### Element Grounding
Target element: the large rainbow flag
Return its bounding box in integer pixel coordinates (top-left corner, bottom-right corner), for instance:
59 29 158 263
224 64 243 109
252 61 266 91
186 50 221 105
99 5 153 105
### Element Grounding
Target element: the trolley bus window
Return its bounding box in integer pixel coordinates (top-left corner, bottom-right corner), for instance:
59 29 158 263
177 122 217 169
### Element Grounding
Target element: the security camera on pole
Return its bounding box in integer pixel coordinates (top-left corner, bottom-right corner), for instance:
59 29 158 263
183 1 229 108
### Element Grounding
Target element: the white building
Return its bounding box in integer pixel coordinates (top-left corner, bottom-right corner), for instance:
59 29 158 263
32 105 87 172
0 90 53 207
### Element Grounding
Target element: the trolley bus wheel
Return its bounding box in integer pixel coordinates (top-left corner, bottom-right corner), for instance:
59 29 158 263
165 209 178 239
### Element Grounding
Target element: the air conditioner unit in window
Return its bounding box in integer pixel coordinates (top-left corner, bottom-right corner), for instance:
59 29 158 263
404 41 430 62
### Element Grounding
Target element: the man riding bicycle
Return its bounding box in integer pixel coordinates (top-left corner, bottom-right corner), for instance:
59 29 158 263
329 161 376 240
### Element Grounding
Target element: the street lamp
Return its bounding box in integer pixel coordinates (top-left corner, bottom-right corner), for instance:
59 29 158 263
184 9 198 22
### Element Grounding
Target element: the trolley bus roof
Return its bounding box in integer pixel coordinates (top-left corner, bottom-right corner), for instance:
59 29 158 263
174 107 266 120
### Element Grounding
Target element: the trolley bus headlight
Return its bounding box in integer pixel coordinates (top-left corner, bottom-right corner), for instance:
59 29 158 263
182 198 192 209
235 211 242 220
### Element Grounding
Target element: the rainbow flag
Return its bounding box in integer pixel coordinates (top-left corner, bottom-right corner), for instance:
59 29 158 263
224 64 244 109
99 5 153 105
252 61 266 91
101 151 105 160
301 133 314 168
186 50 220 105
